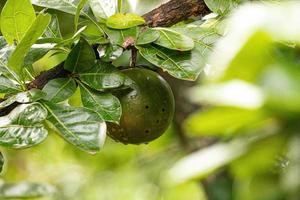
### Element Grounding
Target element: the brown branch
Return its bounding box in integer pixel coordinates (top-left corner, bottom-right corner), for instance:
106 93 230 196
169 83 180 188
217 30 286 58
143 0 210 27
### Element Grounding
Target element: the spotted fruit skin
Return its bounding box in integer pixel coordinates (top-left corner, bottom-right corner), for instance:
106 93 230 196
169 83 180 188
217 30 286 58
108 68 175 144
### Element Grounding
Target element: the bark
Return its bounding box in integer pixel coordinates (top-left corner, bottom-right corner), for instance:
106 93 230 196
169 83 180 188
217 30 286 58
143 0 210 27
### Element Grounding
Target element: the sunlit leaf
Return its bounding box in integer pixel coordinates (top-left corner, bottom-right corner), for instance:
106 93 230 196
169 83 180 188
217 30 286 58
8 13 51 76
43 101 107 153
75 0 89 30
0 103 48 149
97 44 123 62
136 28 160 45
0 0 36 44
79 82 121 123
153 28 194 51
106 13 145 29
42 78 77 103
102 25 138 47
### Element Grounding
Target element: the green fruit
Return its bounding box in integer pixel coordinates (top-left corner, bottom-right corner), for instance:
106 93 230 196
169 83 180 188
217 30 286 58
108 68 175 144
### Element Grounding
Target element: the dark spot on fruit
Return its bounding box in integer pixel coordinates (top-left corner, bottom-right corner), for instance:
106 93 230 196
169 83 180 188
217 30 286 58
156 120 160 123
162 108 165 112
145 129 150 133
145 105 149 109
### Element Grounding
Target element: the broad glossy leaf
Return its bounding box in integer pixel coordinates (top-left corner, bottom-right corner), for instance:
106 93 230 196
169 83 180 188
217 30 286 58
64 38 96 73
137 45 203 81
0 151 3 173
0 89 45 109
0 103 48 149
0 39 15 79
136 28 160 45
97 44 123 62
43 15 62 39
42 78 77 103
79 61 126 90
79 82 121 123
153 28 194 51
8 13 51 75
43 101 106 153
0 0 36 44
0 181 55 199
106 13 145 29
103 25 138 47
89 0 117 19
204 0 240 15
0 75 21 93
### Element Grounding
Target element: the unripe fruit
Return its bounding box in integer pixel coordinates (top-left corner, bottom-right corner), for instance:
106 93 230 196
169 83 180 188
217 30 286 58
108 68 175 144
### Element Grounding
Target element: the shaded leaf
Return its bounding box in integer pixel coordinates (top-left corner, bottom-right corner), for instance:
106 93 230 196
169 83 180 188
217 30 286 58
89 0 117 19
42 78 77 103
153 28 194 51
24 43 55 66
106 13 145 29
79 61 126 90
43 101 106 153
0 103 48 149
0 0 36 44
137 45 202 80
8 13 51 76
102 25 138 47
0 181 55 199
79 82 121 123
64 37 96 73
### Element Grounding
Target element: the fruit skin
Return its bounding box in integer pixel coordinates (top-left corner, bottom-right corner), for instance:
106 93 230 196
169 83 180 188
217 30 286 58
108 68 175 144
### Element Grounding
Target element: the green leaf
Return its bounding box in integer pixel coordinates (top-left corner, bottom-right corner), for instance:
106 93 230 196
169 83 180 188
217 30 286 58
74 0 88 30
24 44 55 66
136 28 160 45
89 0 117 19
0 103 48 149
0 181 55 199
106 13 145 29
42 78 77 103
153 28 194 51
97 44 123 62
102 25 138 47
79 61 126 90
42 101 106 153
0 0 36 44
0 38 16 80
0 89 45 109
0 151 3 173
43 14 63 39
64 37 96 73
0 75 21 93
204 0 240 15
31 0 104 34
8 13 51 76
79 82 121 123
137 45 202 81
